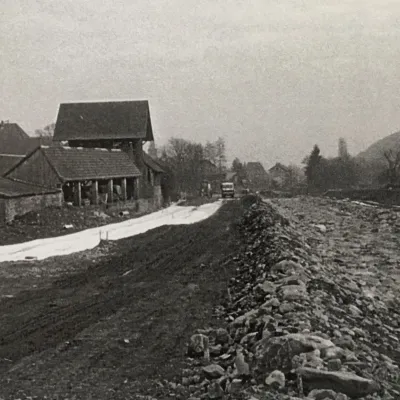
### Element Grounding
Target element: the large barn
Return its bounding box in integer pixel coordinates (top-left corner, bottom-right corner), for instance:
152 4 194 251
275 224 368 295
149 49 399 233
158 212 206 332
52 100 163 203
4 146 142 206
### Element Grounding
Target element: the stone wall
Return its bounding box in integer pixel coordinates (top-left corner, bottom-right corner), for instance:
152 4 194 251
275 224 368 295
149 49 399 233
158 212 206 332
0 192 63 224
108 187 164 215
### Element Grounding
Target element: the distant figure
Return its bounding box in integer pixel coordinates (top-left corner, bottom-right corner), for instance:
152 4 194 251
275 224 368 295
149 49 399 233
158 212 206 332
207 183 212 198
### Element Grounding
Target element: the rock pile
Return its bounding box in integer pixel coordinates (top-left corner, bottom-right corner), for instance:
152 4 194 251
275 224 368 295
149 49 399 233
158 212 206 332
172 198 400 399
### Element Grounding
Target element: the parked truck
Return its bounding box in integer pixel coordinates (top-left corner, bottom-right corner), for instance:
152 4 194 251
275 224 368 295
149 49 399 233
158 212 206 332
220 181 235 198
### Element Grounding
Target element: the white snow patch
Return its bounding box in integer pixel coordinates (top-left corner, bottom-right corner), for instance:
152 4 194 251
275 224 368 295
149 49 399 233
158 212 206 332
0 201 223 262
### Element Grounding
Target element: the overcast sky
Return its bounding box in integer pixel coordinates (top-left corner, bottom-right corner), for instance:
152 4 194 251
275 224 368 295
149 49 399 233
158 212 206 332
2 0 400 167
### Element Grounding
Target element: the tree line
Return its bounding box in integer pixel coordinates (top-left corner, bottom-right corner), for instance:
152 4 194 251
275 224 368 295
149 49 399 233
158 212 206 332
149 137 228 195
304 138 399 192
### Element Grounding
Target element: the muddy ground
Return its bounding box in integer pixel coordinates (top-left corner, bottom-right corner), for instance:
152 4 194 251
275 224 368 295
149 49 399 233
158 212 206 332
0 199 244 399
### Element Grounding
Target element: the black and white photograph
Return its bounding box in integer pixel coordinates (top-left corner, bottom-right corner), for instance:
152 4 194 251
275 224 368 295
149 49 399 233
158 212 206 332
1 1 400 399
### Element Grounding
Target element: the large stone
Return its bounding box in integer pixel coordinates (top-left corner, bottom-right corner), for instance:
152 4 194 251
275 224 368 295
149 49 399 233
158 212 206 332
298 367 380 398
348 304 363 317
255 334 334 372
207 381 224 399
262 297 281 308
227 378 242 394
265 370 285 389
188 334 209 359
334 336 355 351
271 259 303 274
281 285 308 301
234 350 250 376
307 389 348 399
261 281 276 294
314 224 327 233
232 308 258 327
202 364 225 379
327 359 342 371
321 346 346 360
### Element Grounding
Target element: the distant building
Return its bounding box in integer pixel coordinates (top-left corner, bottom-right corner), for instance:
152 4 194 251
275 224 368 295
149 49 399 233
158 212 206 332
268 162 289 187
0 121 53 176
245 162 270 189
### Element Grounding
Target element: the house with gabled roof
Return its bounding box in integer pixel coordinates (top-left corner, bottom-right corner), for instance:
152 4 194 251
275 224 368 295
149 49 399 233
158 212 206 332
268 162 290 187
0 121 32 155
0 121 54 176
5 145 142 206
245 161 270 189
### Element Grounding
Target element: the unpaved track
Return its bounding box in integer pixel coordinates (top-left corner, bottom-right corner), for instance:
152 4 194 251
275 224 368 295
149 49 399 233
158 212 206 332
0 201 244 399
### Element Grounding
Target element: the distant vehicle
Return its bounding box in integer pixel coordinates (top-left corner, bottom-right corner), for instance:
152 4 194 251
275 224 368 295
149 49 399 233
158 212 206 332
221 182 235 198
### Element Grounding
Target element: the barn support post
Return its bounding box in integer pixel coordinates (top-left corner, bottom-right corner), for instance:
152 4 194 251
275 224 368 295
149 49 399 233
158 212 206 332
74 181 82 206
134 177 140 200
107 179 114 203
91 180 99 205
121 178 127 201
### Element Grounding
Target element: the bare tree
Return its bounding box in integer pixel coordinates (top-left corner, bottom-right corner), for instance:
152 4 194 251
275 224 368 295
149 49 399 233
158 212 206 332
338 137 349 159
160 138 204 194
215 137 226 173
204 141 217 164
285 164 305 188
383 149 400 186
35 123 55 137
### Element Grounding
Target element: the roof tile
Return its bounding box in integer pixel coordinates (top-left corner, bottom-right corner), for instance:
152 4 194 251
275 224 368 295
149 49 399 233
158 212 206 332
42 146 141 181
54 101 154 141
0 177 60 198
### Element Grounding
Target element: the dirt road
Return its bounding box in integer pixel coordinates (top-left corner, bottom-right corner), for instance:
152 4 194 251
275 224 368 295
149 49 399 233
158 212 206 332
0 200 245 399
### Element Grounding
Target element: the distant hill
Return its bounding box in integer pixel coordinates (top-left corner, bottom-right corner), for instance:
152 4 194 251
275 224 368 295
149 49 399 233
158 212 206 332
357 131 400 163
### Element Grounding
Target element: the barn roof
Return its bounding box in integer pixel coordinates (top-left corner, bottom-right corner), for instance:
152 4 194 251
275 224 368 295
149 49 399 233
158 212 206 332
54 101 154 142
6 146 142 182
0 122 55 155
269 162 289 172
43 146 142 181
0 122 32 154
246 162 267 173
0 155 24 176
0 177 60 199
143 152 164 173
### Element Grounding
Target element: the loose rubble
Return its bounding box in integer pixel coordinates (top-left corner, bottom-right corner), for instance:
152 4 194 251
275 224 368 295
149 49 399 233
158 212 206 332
169 196 400 399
